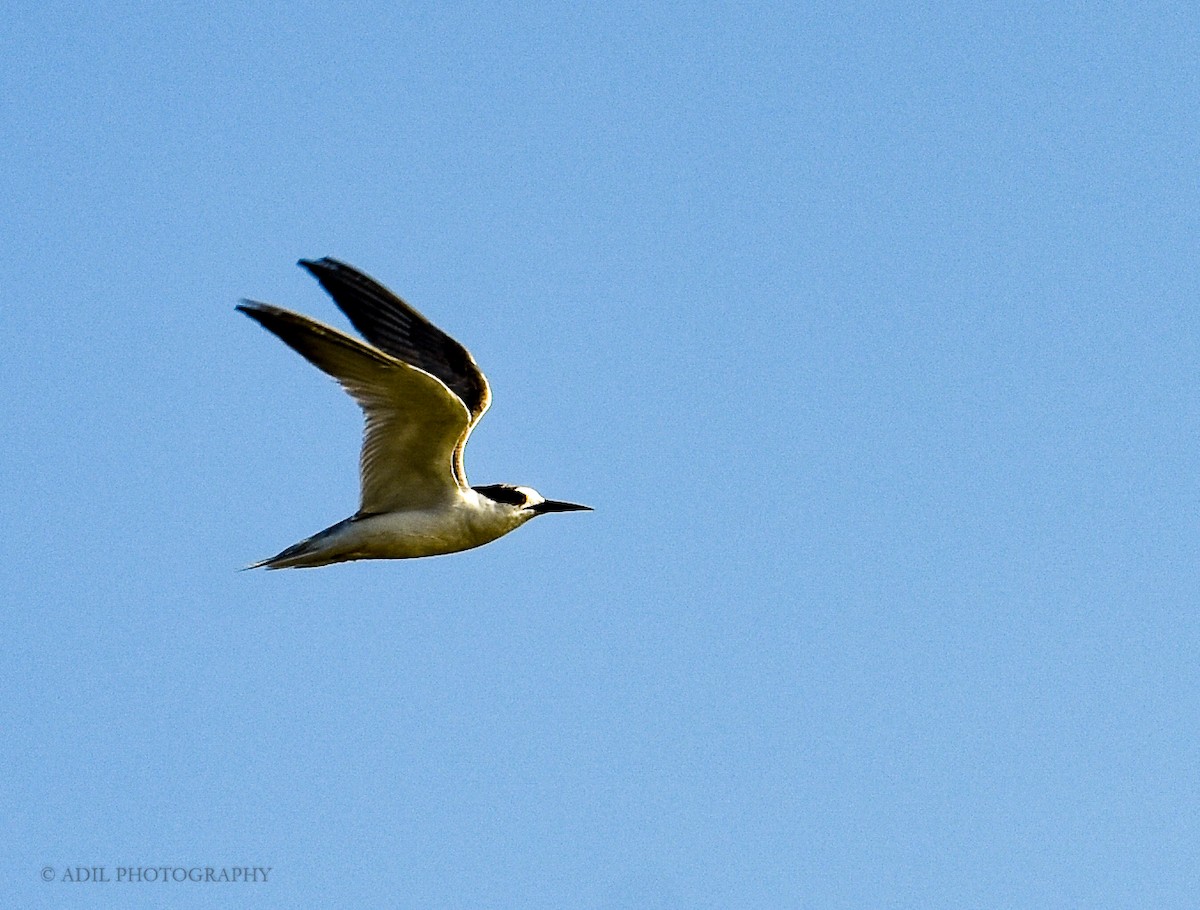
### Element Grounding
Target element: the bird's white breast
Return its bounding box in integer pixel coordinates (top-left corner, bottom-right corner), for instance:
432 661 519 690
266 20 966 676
323 493 530 560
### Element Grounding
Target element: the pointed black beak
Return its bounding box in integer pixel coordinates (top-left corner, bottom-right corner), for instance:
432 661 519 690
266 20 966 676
530 499 593 515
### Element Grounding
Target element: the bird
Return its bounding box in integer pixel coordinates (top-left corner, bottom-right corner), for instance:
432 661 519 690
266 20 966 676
237 257 591 569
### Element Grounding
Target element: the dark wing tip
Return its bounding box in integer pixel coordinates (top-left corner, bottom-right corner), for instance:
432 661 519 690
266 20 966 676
297 257 350 280
237 299 289 326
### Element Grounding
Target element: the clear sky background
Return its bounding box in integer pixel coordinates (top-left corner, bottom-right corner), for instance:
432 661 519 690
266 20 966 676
3 3 1199 907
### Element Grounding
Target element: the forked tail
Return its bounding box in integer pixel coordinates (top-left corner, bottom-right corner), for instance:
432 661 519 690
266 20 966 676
242 518 356 570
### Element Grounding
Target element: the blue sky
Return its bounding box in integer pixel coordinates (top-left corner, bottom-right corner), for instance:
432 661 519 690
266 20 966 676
4 2 1199 907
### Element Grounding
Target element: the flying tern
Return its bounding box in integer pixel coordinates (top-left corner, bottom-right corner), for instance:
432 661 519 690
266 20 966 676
238 258 591 569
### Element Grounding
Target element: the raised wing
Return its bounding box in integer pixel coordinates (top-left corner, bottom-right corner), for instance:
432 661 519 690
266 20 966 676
298 257 491 422
237 302 470 512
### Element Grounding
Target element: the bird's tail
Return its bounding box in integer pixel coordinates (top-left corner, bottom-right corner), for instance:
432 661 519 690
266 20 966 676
241 518 355 570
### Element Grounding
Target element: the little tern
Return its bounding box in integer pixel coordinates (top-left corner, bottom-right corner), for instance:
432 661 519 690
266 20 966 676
238 258 591 569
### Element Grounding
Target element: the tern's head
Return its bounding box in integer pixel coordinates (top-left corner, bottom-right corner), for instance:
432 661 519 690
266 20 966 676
473 483 592 519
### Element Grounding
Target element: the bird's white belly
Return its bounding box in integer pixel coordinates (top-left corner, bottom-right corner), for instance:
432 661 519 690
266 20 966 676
331 507 516 560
